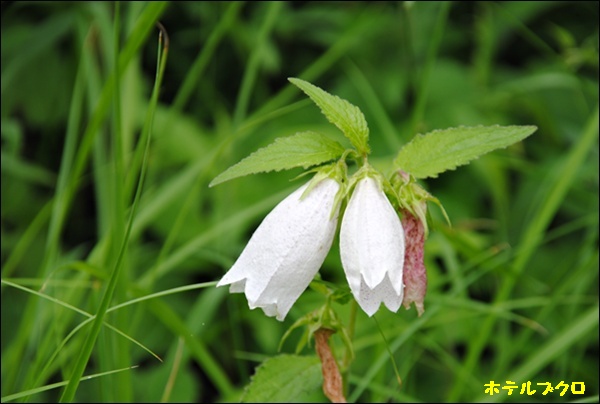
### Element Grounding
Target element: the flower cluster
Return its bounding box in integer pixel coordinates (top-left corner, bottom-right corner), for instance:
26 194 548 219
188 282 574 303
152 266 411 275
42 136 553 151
212 77 534 322
217 168 426 320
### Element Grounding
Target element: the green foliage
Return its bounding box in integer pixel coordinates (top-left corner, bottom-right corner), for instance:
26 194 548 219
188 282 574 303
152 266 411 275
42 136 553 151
241 355 323 403
214 79 536 188
289 77 371 155
394 125 538 178
209 131 345 187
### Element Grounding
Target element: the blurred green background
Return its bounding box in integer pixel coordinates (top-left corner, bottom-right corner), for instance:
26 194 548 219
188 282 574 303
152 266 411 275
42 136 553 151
1 1 598 402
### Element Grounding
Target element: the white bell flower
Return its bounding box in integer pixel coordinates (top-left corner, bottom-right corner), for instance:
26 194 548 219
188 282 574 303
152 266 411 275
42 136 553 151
340 176 405 316
217 178 340 321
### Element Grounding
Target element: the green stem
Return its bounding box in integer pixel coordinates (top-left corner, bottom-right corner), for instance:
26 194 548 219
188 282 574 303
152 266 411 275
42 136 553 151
342 299 357 396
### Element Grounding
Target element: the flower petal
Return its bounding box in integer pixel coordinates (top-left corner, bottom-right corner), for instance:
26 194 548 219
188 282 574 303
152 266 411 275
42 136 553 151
217 178 340 320
356 274 403 316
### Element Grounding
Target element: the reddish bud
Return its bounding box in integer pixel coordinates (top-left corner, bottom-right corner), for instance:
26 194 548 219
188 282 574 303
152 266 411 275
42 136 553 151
400 209 427 316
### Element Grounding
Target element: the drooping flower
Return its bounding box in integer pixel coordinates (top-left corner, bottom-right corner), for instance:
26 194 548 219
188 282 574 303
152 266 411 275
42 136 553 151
340 176 405 316
217 177 341 321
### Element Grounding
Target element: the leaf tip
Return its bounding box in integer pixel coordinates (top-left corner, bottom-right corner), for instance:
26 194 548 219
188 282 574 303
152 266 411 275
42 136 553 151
288 77 301 85
208 177 223 188
526 125 538 134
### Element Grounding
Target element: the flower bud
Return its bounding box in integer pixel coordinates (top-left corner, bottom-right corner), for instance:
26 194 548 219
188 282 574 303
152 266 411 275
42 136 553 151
400 207 427 316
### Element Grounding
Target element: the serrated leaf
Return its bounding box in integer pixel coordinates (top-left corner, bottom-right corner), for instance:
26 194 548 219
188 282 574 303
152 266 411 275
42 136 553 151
394 125 537 178
289 77 370 155
241 354 323 403
209 131 345 187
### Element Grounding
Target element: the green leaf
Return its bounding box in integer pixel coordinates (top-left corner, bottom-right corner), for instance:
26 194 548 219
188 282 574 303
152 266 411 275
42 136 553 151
394 125 537 178
241 354 323 403
289 77 370 155
209 131 345 187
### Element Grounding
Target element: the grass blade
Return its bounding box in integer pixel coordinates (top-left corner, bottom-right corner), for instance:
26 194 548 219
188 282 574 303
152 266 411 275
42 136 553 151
59 20 169 403
1 366 139 403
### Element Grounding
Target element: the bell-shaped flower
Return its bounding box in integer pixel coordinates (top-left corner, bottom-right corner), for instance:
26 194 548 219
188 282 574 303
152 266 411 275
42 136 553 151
217 178 341 321
340 176 405 316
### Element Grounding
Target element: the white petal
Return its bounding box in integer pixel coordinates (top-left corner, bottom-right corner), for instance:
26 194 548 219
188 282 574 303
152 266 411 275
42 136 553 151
356 275 403 316
218 178 340 320
228 280 245 293
340 176 406 315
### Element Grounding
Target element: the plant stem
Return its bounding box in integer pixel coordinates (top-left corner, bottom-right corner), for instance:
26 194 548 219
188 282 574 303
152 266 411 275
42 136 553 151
315 328 346 403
